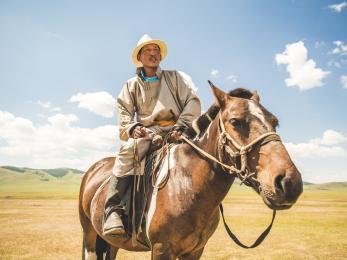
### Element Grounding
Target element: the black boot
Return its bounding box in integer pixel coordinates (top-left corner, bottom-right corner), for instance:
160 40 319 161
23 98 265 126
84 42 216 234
103 175 131 236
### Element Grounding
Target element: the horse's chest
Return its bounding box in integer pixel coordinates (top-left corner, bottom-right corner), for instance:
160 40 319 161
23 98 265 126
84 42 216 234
167 168 194 211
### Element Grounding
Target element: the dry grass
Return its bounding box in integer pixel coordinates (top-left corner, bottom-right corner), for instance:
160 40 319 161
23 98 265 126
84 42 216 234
0 188 346 259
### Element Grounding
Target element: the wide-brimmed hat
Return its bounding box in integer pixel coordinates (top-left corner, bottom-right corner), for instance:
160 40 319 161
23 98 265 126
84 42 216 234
132 34 167 67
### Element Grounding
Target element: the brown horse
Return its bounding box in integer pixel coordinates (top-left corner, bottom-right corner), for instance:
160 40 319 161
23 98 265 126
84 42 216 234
79 84 303 259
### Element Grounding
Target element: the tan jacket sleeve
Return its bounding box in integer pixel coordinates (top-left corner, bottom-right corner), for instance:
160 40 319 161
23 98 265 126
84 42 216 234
175 72 201 128
117 82 141 141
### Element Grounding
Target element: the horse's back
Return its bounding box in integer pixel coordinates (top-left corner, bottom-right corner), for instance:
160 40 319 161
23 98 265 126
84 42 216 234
79 157 115 223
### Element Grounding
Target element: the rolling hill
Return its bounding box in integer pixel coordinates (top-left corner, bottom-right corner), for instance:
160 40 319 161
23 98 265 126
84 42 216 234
0 166 346 199
0 166 84 199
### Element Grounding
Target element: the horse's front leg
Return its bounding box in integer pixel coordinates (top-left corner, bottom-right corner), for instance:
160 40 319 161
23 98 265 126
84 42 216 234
151 243 176 260
178 247 204 260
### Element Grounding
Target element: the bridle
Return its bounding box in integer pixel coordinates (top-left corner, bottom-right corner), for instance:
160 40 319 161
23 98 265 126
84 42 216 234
181 114 281 186
180 113 282 249
217 115 281 187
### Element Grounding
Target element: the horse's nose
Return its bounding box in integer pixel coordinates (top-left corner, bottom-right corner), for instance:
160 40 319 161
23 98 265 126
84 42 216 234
274 174 285 193
274 173 302 202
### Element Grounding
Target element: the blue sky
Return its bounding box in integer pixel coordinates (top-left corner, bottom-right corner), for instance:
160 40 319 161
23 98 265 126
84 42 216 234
0 0 346 183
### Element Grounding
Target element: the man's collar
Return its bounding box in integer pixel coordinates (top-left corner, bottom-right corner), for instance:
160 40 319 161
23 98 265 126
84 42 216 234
136 67 162 79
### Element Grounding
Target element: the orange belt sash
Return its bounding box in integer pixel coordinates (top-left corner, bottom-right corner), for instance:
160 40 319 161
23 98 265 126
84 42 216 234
156 120 176 127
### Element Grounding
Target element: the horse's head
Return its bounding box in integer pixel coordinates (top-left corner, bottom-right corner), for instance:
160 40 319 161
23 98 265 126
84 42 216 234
210 83 303 210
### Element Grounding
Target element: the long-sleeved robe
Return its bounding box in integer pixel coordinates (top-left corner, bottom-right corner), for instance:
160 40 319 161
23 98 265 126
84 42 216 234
113 68 201 177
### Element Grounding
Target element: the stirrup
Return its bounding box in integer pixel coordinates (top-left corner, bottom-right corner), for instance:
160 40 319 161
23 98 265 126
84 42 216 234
103 226 128 237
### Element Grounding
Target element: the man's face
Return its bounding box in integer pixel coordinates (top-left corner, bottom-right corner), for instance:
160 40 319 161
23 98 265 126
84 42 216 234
137 43 161 68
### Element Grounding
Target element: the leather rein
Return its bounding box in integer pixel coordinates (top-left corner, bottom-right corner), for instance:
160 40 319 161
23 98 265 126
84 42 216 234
180 115 281 248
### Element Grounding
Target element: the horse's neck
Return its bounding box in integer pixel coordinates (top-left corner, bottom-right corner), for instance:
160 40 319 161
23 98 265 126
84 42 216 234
194 118 235 204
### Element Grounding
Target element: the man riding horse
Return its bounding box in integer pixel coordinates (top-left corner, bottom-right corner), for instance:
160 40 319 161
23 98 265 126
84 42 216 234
103 34 201 236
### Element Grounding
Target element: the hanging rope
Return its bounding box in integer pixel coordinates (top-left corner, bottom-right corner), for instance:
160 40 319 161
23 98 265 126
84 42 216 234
180 116 281 249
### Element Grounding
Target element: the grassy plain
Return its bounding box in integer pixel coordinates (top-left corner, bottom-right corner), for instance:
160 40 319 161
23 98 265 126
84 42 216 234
0 167 347 259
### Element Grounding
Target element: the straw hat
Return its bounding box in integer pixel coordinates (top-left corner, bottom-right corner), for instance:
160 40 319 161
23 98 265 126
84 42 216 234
132 34 167 67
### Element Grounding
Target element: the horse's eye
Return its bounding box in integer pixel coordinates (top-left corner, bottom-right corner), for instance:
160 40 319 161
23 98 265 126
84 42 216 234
230 118 242 127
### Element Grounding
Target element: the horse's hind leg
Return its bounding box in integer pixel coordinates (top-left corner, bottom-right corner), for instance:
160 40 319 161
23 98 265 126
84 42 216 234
82 228 98 259
96 235 120 260
82 231 119 260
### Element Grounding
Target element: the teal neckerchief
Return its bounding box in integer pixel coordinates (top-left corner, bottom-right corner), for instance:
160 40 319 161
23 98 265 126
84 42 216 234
141 69 159 83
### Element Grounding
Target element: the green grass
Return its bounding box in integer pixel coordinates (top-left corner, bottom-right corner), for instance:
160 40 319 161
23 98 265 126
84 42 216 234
0 188 346 259
0 166 347 259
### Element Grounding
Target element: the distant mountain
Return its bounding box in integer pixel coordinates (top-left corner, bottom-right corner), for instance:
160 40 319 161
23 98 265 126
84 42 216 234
304 181 347 191
303 181 314 185
1 166 84 178
0 166 85 198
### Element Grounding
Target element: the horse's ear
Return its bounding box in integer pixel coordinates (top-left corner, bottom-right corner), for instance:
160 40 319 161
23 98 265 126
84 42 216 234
251 90 260 103
208 80 228 109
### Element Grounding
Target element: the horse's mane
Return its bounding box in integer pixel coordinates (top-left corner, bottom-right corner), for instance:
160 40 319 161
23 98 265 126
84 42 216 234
183 88 279 139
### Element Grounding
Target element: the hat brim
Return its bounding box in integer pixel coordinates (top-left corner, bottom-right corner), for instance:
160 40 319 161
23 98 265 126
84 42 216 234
132 39 167 67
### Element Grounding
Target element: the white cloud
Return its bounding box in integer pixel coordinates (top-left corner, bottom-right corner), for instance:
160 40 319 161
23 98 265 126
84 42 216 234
285 130 347 159
38 101 51 108
284 130 347 182
285 142 347 158
178 71 198 93
211 69 220 77
1 111 346 183
275 41 330 91
330 40 347 55
327 60 341 68
334 62 341 68
70 91 115 118
293 157 347 183
328 1 347 12
341 75 347 88
226 75 238 83
310 129 347 146
52 107 62 112
47 113 79 129
37 100 61 112
0 110 118 170
315 41 325 48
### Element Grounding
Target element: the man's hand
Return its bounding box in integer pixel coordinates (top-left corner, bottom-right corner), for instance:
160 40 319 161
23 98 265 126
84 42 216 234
168 126 185 143
132 126 146 139
169 130 182 141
